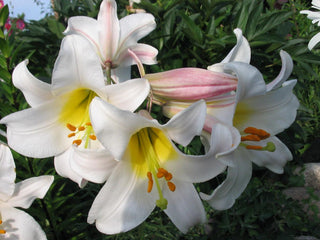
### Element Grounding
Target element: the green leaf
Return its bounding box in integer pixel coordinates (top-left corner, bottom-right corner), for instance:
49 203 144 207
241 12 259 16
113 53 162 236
0 5 9 27
179 12 203 44
0 55 7 69
47 18 65 39
0 38 10 57
0 68 11 82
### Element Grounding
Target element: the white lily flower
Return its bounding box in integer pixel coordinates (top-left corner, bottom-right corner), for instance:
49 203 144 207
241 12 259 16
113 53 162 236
0 144 53 239
200 51 299 210
301 0 320 49
0 35 150 187
64 0 158 81
85 97 234 234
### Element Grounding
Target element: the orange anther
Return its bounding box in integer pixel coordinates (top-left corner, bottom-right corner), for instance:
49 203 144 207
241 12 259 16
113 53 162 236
67 123 76 131
0 220 2 224
246 145 263 150
78 126 85 131
241 134 261 142
0 229 6 234
85 122 92 126
147 180 153 193
72 139 82 146
165 172 173 181
157 171 165 178
147 172 153 181
68 133 76 138
167 182 176 192
89 135 97 140
244 127 270 139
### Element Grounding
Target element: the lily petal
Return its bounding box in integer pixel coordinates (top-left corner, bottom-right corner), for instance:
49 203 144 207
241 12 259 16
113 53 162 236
200 154 252 210
7 176 54 209
51 35 105 95
0 206 47 240
88 161 156 234
163 180 206 233
164 100 207 147
12 60 52 107
54 148 88 188
0 100 70 158
266 50 293 91
308 31 320 50
70 147 117 184
0 144 16 201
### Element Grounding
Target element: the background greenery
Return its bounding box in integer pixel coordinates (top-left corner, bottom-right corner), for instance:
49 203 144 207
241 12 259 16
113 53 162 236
1 0 320 239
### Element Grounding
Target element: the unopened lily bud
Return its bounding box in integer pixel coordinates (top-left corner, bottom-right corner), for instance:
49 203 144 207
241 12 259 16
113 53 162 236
145 67 237 103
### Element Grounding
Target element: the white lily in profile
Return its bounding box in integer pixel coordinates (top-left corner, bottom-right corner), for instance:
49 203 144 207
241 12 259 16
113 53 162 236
86 98 236 234
300 0 320 50
0 144 53 240
65 0 158 82
200 51 299 210
0 34 150 187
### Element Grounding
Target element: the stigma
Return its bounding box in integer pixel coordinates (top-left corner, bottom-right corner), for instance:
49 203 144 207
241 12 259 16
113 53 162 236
240 127 275 152
66 122 97 148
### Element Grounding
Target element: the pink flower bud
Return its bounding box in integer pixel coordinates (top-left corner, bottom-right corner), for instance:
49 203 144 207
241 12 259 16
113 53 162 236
16 19 25 30
0 0 4 9
145 68 237 103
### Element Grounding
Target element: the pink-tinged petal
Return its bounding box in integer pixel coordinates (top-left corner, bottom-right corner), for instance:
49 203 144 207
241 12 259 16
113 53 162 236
163 100 207 147
7 176 54 209
248 136 292 174
234 80 299 135
70 147 117 184
308 31 320 50
0 144 16 201
163 180 206 233
54 148 88 188
146 68 237 101
117 13 156 58
64 16 101 57
0 100 70 158
208 28 250 72
88 161 156 234
0 206 47 240
200 153 252 210
89 97 157 160
102 78 150 112
97 0 120 61
12 60 53 107
266 50 293 91
51 35 105 95
224 62 266 103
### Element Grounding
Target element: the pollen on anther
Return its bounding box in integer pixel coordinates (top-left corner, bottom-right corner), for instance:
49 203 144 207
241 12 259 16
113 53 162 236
0 229 6 234
67 123 76 131
246 145 263 150
157 168 167 178
0 220 2 224
241 134 261 142
244 127 270 139
165 172 173 181
72 139 82 146
167 182 176 192
78 126 85 131
68 133 76 138
147 172 153 181
85 122 92 126
89 135 97 140
147 180 153 193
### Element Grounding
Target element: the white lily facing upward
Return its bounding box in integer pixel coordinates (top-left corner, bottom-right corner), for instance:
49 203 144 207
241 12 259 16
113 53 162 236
85 98 236 234
200 51 299 210
0 144 53 240
300 0 320 49
0 34 150 187
65 0 158 82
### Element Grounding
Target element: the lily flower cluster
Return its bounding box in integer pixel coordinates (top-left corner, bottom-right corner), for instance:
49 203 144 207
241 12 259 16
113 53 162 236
0 0 299 236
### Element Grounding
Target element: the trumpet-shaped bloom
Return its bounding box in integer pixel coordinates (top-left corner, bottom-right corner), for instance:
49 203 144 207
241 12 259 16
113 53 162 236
200 51 299 210
65 0 158 81
0 35 150 187
0 144 53 239
85 98 235 234
301 0 320 50
145 67 237 104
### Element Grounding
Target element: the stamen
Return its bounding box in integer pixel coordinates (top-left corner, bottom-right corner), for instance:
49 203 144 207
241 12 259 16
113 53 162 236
244 127 270 139
246 145 263 150
147 172 153 193
0 220 2 224
72 139 82 146
89 135 97 140
241 134 261 141
0 230 6 234
68 133 76 138
167 181 176 192
66 123 76 131
85 122 92 126
78 126 85 131
157 168 167 178
165 172 173 181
